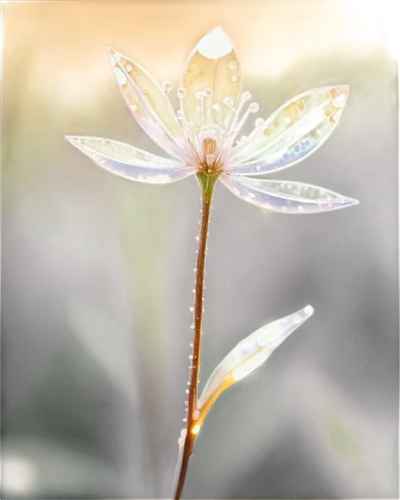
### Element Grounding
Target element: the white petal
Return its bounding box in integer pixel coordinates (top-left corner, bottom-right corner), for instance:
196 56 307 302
108 48 188 161
229 85 350 166
220 174 359 214
198 306 314 415
66 136 195 184
179 26 242 129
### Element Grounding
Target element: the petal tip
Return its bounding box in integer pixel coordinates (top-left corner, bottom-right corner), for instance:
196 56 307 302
197 25 233 59
107 46 121 66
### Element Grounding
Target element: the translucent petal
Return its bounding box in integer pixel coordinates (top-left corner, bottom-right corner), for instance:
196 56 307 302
220 174 359 214
108 48 188 160
230 85 350 165
197 306 314 424
179 26 242 128
65 136 195 184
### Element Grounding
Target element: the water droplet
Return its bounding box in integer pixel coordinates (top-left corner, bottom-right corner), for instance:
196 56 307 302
255 118 264 127
177 87 187 99
228 60 237 70
126 64 132 72
203 87 213 97
230 75 238 83
195 91 204 100
249 102 259 113
212 104 221 112
284 116 291 125
223 97 234 108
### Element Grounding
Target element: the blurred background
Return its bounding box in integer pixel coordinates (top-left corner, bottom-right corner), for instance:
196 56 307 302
1 1 398 498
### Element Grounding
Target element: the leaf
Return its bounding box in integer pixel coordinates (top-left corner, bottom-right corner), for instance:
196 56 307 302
220 174 359 214
65 136 195 184
196 305 314 427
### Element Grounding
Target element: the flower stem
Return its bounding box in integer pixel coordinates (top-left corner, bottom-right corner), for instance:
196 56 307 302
174 172 219 500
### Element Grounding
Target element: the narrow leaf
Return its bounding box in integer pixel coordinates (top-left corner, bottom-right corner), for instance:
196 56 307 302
197 305 314 426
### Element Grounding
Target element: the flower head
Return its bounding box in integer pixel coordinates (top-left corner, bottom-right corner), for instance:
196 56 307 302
66 26 359 214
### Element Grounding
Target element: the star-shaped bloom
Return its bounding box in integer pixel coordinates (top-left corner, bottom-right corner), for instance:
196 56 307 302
66 26 358 214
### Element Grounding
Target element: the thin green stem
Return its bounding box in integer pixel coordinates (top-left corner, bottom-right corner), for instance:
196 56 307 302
174 172 218 500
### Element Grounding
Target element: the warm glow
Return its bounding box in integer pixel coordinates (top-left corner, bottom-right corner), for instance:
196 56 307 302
191 423 201 436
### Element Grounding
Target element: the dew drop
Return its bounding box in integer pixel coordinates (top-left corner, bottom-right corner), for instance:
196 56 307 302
255 118 264 127
228 60 237 70
126 64 132 73
230 75 238 83
177 87 187 99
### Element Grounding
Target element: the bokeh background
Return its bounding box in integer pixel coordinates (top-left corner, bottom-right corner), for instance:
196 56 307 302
1 1 398 498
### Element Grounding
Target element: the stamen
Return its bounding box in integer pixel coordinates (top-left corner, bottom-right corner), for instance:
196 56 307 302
228 91 252 135
228 101 259 147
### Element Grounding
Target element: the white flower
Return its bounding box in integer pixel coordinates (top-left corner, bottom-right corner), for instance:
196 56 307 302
66 26 359 214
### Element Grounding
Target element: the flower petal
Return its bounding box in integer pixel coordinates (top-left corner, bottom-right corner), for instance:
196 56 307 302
197 306 314 426
108 48 188 161
229 85 350 166
179 26 242 129
66 136 195 184
220 174 359 213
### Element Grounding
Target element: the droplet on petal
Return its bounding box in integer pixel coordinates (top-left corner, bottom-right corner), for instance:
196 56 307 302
228 60 238 70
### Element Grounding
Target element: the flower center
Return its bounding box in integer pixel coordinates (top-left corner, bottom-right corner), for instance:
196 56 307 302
162 82 264 170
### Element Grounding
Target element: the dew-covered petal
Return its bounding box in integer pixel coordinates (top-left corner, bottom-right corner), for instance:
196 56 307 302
66 136 195 184
197 306 314 424
108 48 188 160
220 174 359 213
229 85 350 165
179 26 242 129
